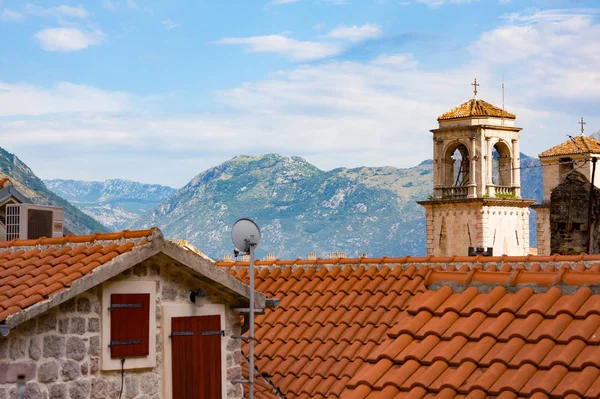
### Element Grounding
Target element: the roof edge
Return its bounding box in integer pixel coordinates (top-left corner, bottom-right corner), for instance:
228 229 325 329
5 234 162 328
5 228 264 328
216 254 600 267
161 240 265 309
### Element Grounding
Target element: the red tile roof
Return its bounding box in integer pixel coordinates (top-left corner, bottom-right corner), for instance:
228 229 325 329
346 285 600 398
242 362 282 399
438 98 515 121
539 135 600 158
219 258 600 399
0 229 155 322
0 178 12 189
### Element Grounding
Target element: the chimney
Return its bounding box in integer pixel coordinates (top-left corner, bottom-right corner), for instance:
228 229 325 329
265 253 276 261
223 254 233 262
329 252 346 259
357 251 368 258
307 252 317 260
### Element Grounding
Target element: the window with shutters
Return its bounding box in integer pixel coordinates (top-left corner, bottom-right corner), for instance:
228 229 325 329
101 281 157 371
109 293 150 358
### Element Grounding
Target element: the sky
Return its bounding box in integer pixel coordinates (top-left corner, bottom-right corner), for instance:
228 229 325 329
0 0 599 187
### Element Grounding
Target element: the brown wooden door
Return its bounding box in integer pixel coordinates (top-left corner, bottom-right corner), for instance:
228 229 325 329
171 315 222 399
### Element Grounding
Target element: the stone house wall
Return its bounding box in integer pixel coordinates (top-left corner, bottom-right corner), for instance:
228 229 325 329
550 173 600 255
0 258 243 399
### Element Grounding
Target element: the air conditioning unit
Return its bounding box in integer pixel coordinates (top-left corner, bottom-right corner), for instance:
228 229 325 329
5 204 64 241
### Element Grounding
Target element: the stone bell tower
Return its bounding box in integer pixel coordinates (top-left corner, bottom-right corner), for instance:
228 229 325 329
418 80 535 256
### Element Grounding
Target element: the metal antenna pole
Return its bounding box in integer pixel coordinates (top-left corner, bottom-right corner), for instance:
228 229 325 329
501 76 505 126
16 375 25 399
248 243 256 399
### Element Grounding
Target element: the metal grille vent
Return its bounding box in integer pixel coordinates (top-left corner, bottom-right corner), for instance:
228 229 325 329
5 204 20 241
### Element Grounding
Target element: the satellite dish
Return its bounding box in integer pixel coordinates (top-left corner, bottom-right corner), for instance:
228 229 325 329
231 218 261 253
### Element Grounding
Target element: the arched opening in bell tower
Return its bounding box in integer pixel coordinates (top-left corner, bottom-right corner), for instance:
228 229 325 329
491 141 512 187
444 144 470 188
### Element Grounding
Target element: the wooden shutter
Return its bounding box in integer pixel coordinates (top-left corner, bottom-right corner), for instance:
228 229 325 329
171 315 222 399
110 293 150 358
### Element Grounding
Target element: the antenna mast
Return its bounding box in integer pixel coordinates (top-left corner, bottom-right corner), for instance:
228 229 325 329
501 75 505 126
231 218 262 399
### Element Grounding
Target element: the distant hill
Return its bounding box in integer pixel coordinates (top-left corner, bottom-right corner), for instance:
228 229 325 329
0 147 107 235
128 153 543 259
44 179 177 231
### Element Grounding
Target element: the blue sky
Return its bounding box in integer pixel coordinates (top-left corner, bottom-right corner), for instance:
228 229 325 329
0 0 599 187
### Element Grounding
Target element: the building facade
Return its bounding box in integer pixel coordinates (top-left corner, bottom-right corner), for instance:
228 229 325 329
534 134 600 255
0 229 266 399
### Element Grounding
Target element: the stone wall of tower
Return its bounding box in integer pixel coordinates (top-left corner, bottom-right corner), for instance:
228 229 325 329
422 201 531 256
534 206 551 256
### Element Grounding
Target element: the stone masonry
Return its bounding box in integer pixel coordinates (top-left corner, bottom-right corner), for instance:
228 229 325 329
0 258 243 399
549 172 600 255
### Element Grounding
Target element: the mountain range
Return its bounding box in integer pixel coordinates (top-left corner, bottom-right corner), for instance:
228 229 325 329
1 145 543 258
43 179 177 231
127 153 543 259
0 147 106 235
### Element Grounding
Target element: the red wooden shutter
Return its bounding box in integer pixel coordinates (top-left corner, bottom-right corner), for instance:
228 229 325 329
110 293 150 358
171 315 222 399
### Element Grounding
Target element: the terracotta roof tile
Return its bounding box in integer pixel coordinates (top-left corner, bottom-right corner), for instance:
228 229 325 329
345 283 600 398
222 257 600 399
539 135 600 157
437 98 515 121
0 228 155 323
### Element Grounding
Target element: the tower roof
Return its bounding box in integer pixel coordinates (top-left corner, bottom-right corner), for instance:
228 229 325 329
539 135 600 158
438 98 516 121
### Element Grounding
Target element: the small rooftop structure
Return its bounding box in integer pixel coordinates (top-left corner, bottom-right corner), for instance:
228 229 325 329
539 135 600 158
438 97 516 121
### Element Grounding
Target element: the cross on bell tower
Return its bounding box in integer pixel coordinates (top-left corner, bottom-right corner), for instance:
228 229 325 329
579 117 586 136
471 78 480 98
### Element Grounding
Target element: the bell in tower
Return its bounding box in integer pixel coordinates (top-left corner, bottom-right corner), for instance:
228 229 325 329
418 79 536 256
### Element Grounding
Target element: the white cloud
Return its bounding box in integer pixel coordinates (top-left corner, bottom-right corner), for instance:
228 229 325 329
416 0 477 7
501 8 600 23
0 82 134 117
320 0 348 4
213 35 343 61
125 0 152 13
24 4 88 18
102 0 152 13
0 8 24 21
102 1 119 11
2 10 600 186
372 53 418 68
269 0 301 5
54 5 87 18
34 28 104 52
213 25 382 61
470 9 600 100
161 19 180 30
326 24 383 42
